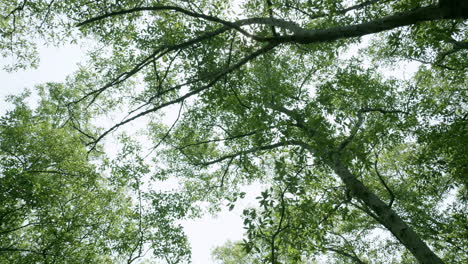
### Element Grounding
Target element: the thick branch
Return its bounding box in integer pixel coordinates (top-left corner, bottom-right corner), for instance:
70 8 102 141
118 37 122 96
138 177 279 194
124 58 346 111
273 4 468 44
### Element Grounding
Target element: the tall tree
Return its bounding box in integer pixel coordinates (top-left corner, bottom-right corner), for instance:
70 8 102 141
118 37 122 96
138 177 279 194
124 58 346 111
1 0 466 263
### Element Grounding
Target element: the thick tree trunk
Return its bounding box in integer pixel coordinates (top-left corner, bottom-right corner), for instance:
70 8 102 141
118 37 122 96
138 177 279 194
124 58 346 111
329 153 444 264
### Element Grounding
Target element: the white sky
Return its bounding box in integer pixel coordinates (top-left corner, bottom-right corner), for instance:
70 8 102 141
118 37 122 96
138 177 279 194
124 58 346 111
0 44 261 264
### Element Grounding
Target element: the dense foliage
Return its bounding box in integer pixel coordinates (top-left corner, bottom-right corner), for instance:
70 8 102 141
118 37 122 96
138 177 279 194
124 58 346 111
1 0 467 263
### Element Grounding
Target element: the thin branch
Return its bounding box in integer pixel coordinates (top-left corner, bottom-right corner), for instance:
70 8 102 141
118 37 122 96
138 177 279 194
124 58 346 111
317 198 349 227
77 5 266 41
217 157 235 188
24 170 81 177
71 25 234 106
0 222 44 235
338 113 364 151
265 0 278 36
71 46 168 105
0 247 54 256
374 159 395 207
144 101 184 159
38 0 55 29
194 140 301 167
270 184 289 264
359 107 409 115
144 49 183 105
127 177 145 264
176 127 270 151
404 55 458 70
87 43 278 151
350 201 382 224
324 247 367 264
436 39 468 63
3 0 27 19
283 0 381 20
69 119 97 141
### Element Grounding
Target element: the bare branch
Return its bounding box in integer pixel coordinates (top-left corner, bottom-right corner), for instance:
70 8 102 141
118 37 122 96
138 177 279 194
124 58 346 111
144 101 184 159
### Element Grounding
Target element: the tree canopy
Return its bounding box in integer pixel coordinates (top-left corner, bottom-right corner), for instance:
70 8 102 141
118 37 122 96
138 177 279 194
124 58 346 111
1 0 467 263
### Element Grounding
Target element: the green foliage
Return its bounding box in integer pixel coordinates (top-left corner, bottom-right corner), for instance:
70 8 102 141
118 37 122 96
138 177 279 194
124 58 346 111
1 0 467 263
0 94 191 263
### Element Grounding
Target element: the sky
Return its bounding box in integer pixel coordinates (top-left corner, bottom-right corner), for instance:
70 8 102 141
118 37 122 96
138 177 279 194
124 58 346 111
0 43 263 264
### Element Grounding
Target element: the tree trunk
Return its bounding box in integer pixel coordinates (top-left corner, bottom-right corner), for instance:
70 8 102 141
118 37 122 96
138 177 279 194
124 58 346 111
329 153 444 264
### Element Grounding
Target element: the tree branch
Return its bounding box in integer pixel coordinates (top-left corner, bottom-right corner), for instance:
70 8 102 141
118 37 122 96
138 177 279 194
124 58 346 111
324 246 367 264
87 43 278 151
374 159 395 207
265 0 278 36
176 129 258 150
144 101 184 159
359 107 409 115
270 184 289 264
77 5 266 41
271 4 468 44
338 113 364 151
194 140 302 167
71 25 232 106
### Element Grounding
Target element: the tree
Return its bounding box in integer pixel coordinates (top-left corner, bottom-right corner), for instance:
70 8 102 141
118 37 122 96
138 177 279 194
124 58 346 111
1 0 467 263
0 90 192 263
212 240 261 264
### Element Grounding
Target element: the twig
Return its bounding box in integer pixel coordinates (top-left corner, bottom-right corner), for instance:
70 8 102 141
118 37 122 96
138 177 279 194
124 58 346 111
144 101 184 159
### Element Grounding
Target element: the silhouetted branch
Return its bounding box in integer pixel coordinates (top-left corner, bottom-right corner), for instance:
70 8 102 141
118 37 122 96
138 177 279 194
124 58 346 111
87 43 278 151
374 159 395 207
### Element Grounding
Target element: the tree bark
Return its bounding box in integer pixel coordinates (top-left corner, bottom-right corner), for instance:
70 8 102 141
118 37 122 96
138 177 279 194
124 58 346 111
329 153 444 264
280 3 468 44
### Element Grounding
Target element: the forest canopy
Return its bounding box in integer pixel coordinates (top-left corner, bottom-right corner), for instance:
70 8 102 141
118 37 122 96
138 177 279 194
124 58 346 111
1 0 467 263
